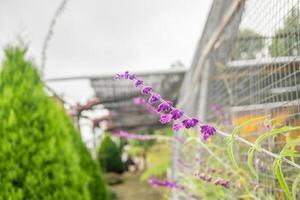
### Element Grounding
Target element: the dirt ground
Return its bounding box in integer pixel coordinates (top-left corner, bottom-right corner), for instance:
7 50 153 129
110 173 164 200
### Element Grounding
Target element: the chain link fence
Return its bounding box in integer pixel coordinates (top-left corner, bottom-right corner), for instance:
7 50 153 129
173 0 300 199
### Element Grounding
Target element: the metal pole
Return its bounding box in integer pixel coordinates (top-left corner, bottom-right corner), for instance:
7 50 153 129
198 59 211 121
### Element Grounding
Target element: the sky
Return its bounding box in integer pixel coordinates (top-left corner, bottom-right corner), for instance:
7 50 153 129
0 0 212 103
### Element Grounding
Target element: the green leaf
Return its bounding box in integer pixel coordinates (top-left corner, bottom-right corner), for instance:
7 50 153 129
292 173 300 200
254 126 300 151
227 116 266 169
247 126 300 181
273 159 293 200
247 147 258 178
272 136 300 200
226 139 239 169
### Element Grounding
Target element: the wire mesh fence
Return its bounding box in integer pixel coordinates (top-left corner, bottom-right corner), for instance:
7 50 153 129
173 0 300 199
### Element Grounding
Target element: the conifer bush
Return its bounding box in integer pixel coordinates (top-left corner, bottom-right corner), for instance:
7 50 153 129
0 46 109 200
64 117 109 200
97 135 124 174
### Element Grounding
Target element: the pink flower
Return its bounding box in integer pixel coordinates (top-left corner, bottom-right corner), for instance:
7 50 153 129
173 123 183 131
159 114 172 124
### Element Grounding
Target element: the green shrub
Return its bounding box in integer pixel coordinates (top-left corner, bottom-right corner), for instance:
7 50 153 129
63 115 109 200
97 135 124 174
0 46 108 200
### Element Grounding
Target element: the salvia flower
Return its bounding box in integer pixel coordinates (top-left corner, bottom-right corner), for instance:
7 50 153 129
195 172 212 182
128 74 135 80
114 74 123 79
133 97 159 115
149 176 201 200
264 119 273 132
149 93 161 104
182 118 199 128
157 101 173 113
141 86 152 94
211 103 223 113
160 114 172 124
115 71 135 80
124 71 130 79
205 175 212 182
114 130 172 141
134 79 144 87
173 123 183 131
115 71 217 141
133 97 145 104
113 130 157 141
170 109 184 120
200 125 216 140
148 177 178 189
198 173 206 180
214 178 230 188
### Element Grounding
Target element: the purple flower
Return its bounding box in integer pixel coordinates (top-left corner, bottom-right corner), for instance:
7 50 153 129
148 177 177 189
115 71 136 80
133 97 145 104
200 125 216 140
264 120 272 132
205 175 212 182
211 103 222 112
148 93 161 104
170 109 184 120
165 181 177 188
141 86 152 94
128 74 135 80
173 123 183 131
124 71 130 79
214 178 230 188
199 173 206 180
266 124 272 131
113 130 157 141
203 133 210 140
157 101 173 112
114 74 123 79
148 176 200 199
134 79 144 87
160 114 172 124
182 118 199 128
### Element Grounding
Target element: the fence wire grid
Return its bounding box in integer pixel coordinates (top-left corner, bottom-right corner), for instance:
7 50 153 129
173 0 300 199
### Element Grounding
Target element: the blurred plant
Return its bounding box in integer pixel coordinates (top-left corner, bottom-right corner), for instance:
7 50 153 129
269 7 300 57
64 115 109 200
98 134 124 174
140 142 171 181
232 28 264 59
0 45 108 200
